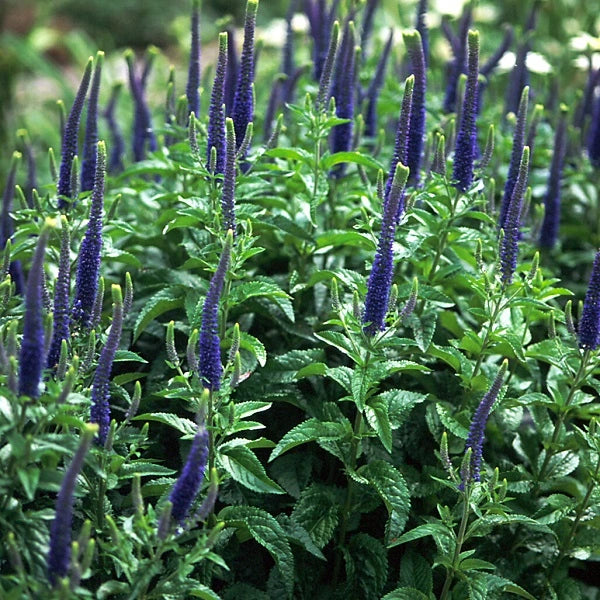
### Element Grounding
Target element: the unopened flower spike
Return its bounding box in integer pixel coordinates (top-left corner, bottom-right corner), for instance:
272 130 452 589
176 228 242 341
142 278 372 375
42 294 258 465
565 299 576 337
18 221 54 397
49 147 58 182
208 32 228 173
232 0 258 157
500 146 530 285
69 155 80 200
199 232 233 390
539 106 568 249
364 29 393 138
166 320 179 367
363 163 410 336
403 30 427 187
1 151 25 294
186 0 201 117
72 142 106 331
90 284 124 444
317 20 340 111
103 83 125 174
499 86 529 229
431 133 446 176
453 30 479 193
222 118 237 233
385 75 414 203
123 272 133 315
81 52 104 192
526 103 543 159
58 58 93 208
578 250 600 350
124 380 142 422
331 278 341 312
228 322 241 365
400 277 419 320
187 329 200 373
479 124 494 172
47 423 97 585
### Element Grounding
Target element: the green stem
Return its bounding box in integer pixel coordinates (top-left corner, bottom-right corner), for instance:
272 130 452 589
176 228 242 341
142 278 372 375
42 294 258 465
470 291 505 383
439 491 471 600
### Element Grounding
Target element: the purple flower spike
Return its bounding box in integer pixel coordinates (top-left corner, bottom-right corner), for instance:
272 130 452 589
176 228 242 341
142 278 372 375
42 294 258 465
579 250 600 350
385 75 414 207
461 360 508 487
403 30 427 187
199 232 232 391
442 4 472 114
46 216 71 370
104 83 125 174
452 30 479 193
72 142 106 329
576 64 599 132
499 86 529 229
1 152 25 294
330 21 357 176
90 284 124 445
232 0 259 153
169 421 209 525
47 424 96 585
364 29 393 138
306 0 340 81
18 222 52 398
207 33 228 174
360 0 378 56
363 163 410 336
588 92 600 168
414 0 429 67
57 58 93 209
500 146 530 285
187 0 201 117
222 119 237 233
224 27 239 115
80 52 104 192
539 108 568 249
282 0 297 83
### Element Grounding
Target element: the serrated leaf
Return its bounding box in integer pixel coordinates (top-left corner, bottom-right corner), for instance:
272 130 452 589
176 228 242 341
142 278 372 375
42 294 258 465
189 585 222 599
113 350 148 363
218 445 284 494
133 412 197 436
365 396 392 452
133 287 185 340
269 419 348 462
291 483 340 548
358 461 410 544
382 589 429 600
219 505 294 598
384 389 427 429
388 522 453 548
239 331 267 367
345 533 388 600
436 404 469 439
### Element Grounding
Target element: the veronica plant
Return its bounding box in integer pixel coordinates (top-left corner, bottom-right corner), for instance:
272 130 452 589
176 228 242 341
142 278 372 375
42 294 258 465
186 0 201 117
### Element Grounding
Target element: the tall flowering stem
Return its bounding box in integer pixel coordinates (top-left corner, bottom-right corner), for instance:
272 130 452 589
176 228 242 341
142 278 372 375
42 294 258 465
539 106 568 249
207 32 228 173
452 30 479 192
80 52 104 192
222 119 237 233
578 250 600 351
403 30 427 187
232 0 258 154
186 0 201 117
363 163 410 336
316 20 340 111
415 0 429 67
47 424 97 585
18 222 53 397
104 83 125 174
90 284 124 445
499 86 529 229
306 0 339 81
199 232 233 391
500 146 530 286
442 4 472 114
72 142 106 329
57 58 93 208
169 419 210 525
46 216 71 369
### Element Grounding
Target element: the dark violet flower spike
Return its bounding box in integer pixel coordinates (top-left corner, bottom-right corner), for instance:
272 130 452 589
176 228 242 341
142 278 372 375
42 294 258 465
500 146 530 285
104 83 125 174
47 423 97 585
90 284 124 445
579 250 600 350
403 30 427 187
526 103 543 159
46 216 71 370
72 142 106 329
187 0 201 117
461 360 508 487
222 119 237 233
281 0 297 87
499 86 529 229
169 416 209 525
539 106 568 249
360 0 378 57
385 75 414 201
1 151 25 295
58 58 93 209
224 27 239 115
316 20 340 111
198 232 233 391
306 0 340 81
576 64 599 132
80 52 104 192
452 30 479 193
18 220 54 398
414 0 429 67
232 0 258 153
588 92 600 168
207 32 228 173
364 29 393 138
363 163 410 336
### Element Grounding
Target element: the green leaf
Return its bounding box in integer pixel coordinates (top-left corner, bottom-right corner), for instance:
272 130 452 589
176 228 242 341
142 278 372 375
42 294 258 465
365 396 392 452
113 350 148 363
321 151 382 170
387 522 453 548
133 287 185 340
314 331 359 361
219 505 294 599
133 412 197 436
345 533 389 600
384 389 427 429
218 445 284 494
315 230 376 251
412 311 437 352
436 403 469 439
269 419 348 462
382 589 429 600
239 331 267 367
358 461 410 544
398 550 433 595
291 483 341 548
189 585 222 599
